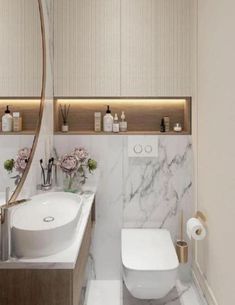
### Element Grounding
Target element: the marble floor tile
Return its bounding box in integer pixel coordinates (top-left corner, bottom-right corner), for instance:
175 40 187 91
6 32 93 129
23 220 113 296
85 280 122 305
123 280 207 305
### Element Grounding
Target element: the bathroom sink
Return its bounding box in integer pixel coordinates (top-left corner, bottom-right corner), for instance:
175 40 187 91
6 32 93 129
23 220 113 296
11 192 83 258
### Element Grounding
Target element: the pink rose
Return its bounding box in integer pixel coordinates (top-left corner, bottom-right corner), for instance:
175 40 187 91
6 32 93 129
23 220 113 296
74 147 89 161
14 148 31 173
59 154 80 175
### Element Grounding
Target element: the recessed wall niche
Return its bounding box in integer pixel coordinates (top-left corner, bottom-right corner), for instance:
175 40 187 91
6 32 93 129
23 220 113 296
54 98 191 135
0 99 41 134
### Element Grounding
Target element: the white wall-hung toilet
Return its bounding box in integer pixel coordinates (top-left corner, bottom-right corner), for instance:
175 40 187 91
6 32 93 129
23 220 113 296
121 229 179 300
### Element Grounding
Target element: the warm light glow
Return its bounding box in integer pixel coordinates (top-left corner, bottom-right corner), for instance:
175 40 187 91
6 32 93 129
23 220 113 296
57 98 187 106
0 99 40 105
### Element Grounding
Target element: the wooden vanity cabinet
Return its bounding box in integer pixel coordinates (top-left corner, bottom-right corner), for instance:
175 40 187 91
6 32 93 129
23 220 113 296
0 206 94 305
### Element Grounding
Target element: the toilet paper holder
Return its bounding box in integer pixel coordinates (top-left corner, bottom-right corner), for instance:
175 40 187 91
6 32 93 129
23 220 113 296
194 211 207 235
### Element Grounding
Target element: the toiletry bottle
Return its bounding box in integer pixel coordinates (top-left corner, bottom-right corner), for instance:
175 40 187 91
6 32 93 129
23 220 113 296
103 105 113 132
163 116 170 132
112 113 119 133
160 118 165 133
13 112 23 132
119 111 128 132
2 105 13 132
94 112 102 132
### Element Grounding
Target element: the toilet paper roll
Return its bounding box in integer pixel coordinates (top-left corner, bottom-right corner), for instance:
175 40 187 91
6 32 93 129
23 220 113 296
187 218 206 240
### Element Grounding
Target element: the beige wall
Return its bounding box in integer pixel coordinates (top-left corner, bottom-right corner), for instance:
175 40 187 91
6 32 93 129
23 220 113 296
0 0 42 96
195 0 235 304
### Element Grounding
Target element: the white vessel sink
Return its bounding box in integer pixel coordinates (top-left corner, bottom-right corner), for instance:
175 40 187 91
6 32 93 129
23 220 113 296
11 192 83 258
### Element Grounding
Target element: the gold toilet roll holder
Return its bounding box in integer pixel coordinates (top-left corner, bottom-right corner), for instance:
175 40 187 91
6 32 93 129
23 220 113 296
194 211 207 236
176 210 207 264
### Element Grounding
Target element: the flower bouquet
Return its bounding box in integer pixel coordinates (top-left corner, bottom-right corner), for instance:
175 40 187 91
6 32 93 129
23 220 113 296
4 147 31 185
58 147 97 193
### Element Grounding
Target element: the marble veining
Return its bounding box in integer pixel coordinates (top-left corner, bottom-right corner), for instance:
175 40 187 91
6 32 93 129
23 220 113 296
123 280 206 305
123 136 193 244
54 135 193 281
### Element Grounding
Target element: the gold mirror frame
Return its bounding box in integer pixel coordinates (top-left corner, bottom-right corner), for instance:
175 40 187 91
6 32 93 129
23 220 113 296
9 0 46 203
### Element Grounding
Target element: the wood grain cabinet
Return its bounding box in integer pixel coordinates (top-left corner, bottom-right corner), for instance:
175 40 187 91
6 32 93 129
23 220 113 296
54 0 195 97
0 212 93 305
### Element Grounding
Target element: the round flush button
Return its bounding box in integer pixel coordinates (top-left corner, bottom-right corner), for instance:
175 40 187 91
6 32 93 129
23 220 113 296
145 145 153 153
134 144 143 154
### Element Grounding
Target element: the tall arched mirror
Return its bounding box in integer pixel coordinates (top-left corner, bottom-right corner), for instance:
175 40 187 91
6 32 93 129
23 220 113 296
0 0 44 204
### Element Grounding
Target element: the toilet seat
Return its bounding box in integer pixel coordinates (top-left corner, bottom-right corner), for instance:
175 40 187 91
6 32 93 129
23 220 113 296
122 229 179 271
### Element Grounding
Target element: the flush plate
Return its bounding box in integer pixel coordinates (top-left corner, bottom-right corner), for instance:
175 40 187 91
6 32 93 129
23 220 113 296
128 136 158 158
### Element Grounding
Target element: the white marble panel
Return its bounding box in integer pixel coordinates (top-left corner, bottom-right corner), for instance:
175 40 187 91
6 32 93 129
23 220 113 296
54 135 123 280
55 135 193 281
123 136 193 243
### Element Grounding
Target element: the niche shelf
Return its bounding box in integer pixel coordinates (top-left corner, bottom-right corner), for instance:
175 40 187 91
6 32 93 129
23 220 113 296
54 97 192 135
0 98 40 135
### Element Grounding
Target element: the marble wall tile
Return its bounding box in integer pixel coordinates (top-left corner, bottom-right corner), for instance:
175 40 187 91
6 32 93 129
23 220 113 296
123 136 193 242
54 135 193 281
54 135 123 280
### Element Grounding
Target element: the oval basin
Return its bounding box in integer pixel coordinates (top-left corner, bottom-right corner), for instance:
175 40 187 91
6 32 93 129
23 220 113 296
11 192 83 258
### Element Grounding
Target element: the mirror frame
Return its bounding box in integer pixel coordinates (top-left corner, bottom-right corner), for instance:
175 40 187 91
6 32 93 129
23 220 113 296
9 0 46 203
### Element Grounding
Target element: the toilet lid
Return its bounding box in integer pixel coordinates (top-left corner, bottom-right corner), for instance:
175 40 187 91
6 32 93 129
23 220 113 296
122 229 179 271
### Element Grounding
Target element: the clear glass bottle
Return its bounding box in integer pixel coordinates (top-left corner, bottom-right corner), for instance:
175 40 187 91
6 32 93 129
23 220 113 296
112 113 119 133
119 111 127 132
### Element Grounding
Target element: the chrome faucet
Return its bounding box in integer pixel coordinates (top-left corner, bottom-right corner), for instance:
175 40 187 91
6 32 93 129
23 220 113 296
0 187 30 261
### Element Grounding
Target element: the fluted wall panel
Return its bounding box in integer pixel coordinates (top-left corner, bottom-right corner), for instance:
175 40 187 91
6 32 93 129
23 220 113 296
0 0 42 97
54 0 121 96
121 0 195 96
54 0 195 97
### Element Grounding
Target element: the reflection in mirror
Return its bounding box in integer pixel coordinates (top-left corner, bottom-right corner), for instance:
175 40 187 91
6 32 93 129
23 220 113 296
0 0 42 203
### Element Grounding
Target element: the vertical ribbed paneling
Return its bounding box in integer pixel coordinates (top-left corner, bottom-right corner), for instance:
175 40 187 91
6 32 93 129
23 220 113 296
121 0 195 97
151 0 194 96
121 0 152 96
54 0 120 97
0 0 42 97
54 0 93 96
54 0 195 97
91 0 120 96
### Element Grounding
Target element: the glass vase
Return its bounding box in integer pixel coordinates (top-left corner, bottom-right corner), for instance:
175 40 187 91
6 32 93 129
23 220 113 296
63 174 79 193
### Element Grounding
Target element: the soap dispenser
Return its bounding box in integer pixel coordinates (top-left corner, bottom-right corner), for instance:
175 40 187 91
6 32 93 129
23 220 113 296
2 105 13 132
119 111 127 132
103 105 113 132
